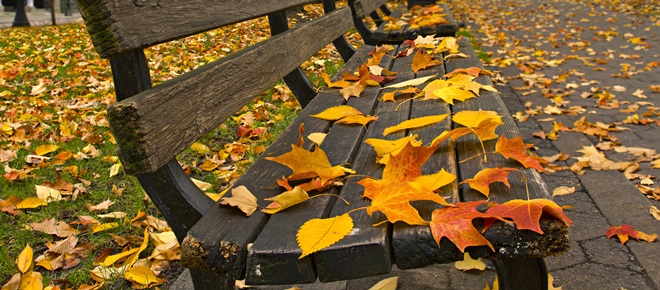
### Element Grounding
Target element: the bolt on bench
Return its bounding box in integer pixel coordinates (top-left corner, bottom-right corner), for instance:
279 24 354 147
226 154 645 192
349 0 459 45
75 0 570 289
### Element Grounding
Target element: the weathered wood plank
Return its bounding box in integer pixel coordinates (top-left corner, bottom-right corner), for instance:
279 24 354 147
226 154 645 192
107 8 354 175
75 0 317 58
355 0 389 18
244 47 396 285
446 38 569 259
372 4 458 45
390 55 464 270
314 45 422 282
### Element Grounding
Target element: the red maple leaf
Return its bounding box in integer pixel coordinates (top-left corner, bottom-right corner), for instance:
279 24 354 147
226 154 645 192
495 135 545 172
460 167 518 197
430 201 494 252
484 199 573 234
605 224 658 244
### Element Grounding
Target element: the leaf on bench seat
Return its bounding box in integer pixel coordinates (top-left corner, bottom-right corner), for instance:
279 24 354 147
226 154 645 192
219 186 258 216
430 201 495 252
262 186 310 214
484 199 573 234
383 114 449 136
460 167 519 198
297 213 354 258
495 135 546 172
266 144 355 184
411 50 442 73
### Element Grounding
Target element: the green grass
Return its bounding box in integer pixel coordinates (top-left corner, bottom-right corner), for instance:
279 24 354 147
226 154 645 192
456 29 491 62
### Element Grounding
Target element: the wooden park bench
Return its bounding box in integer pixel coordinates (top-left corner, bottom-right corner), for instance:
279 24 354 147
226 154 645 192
349 0 459 45
75 0 570 289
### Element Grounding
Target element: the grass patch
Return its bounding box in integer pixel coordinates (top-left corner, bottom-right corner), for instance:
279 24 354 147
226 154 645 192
456 29 491 62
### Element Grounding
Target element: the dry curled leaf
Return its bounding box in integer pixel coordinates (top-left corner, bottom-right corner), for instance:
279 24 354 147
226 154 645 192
219 186 259 216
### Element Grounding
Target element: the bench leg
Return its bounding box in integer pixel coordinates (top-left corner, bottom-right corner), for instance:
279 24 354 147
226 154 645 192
190 268 235 290
492 258 548 290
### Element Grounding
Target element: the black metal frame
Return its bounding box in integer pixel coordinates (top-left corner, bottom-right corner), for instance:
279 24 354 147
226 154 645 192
493 258 549 290
12 0 30 27
267 1 357 108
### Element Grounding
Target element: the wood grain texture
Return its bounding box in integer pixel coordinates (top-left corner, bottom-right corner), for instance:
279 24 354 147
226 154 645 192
356 0 389 17
372 5 458 45
107 8 353 175
75 0 317 58
244 47 394 285
446 38 569 258
181 46 379 280
390 55 464 269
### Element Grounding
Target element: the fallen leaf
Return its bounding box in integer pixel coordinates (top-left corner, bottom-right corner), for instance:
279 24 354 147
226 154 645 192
368 276 398 290
605 224 657 244
35 144 59 156
485 199 573 234
266 145 355 184
650 206 660 221
87 200 114 212
452 110 503 141
383 75 436 88
191 178 213 191
412 50 442 73
461 167 518 197
124 266 165 289
495 135 545 172
36 185 62 203
109 163 122 177
430 201 494 252
16 244 33 273
19 271 42 290
219 186 259 216
552 186 576 196
454 252 486 271
311 105 363 121
335 114 379 126
297 213 354 258
16 197 47 209
307 132 327 146
189 142 210 154
262 186 310 214
383 114 449 136
29 218 80 238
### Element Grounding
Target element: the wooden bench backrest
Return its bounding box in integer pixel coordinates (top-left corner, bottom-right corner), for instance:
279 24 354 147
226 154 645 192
76 0 354 175
352 0 389 18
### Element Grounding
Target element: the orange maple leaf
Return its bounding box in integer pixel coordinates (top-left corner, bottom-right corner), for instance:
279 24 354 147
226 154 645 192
411 50 442 73
485 199 573 234
605 224 658 244
461 167 519 197
495 136 545 172
265 145 355 184
430 201 494 252
360 138 452 225
443 67 495 78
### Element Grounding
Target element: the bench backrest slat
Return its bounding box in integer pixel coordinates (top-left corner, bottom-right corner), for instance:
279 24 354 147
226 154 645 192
78 0 318 58
108 8 354 175
355 0 388 16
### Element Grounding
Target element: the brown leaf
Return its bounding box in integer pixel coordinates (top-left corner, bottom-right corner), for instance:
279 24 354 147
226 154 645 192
219 186 259 216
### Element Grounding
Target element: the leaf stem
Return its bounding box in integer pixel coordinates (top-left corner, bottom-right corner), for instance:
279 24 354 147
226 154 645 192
521 173 530 200
346 207 368 215
469 128 488 163
458 152 497 164
310 193 350 205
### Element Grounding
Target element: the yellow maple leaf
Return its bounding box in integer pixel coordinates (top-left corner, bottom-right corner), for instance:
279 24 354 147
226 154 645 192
452 110 503 141
266 145 355 184
321 73 352 88
310 105 363 121
431 86 476 104
411 50 442 73
124 266 165 288
365 135 423 164
434 37 460 54
297 213 354 258
383 114 449 136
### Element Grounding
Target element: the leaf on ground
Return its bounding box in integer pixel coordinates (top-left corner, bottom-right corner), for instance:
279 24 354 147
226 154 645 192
461 167 518 197
19 271 42 290
29 218 80 237
36 185 62 203
651 206 660 221
605 224 657 244
16 244 33 273
552 186 576 197
189 142 210 154
454 252 486 271
262 186 310 214
35 144 59 156
297 213 354 258
16 197 47 209
486 199 573 234
2 273 21 290
383 74 436 88
91 223 119 233
311 105 363 121
412 50 442 73
109 163 122 177
2 195 22 215
219 186 258 216
368 276 398 290
87 200 114 212
124 266 165 289
430 201 494 252
383 114 449 136
495 136 545 172
266 145 355 184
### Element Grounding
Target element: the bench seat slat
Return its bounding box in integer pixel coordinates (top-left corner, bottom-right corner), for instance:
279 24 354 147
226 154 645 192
314 44 422 282
107 8 353 175
446 38 569 259
244 46 397 285
77 0 319 58
180 45 383 280
390 59 464 270
372 4 459 44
